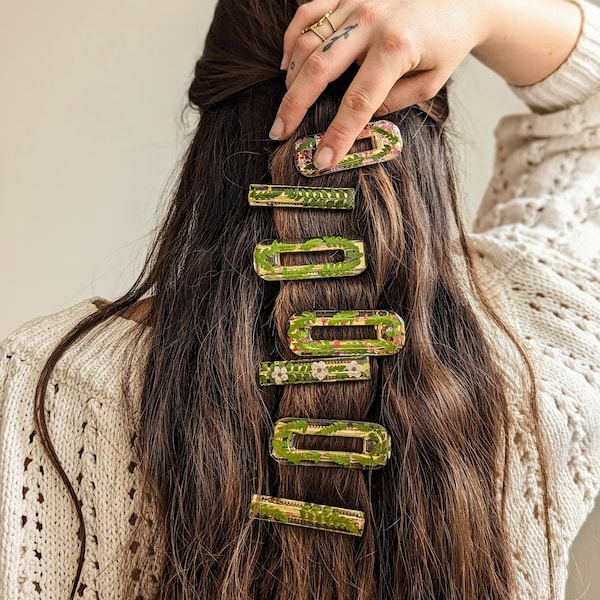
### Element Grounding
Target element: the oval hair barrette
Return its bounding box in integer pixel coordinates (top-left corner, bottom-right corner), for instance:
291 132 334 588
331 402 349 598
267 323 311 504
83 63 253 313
294 119 403 177
287 309 406 357
270 418 391 469
253 237 366 281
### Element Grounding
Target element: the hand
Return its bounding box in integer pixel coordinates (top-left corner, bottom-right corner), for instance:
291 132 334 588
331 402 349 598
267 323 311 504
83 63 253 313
269 0 582 171
269 0 491 169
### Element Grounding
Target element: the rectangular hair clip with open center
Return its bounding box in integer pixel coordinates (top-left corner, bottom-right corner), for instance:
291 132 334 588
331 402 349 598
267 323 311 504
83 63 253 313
253 237 366 281
249 494 365 537
287 310 406 357
248 185 355 210
294 120 403 177
271 418 391 469
259 357 371 386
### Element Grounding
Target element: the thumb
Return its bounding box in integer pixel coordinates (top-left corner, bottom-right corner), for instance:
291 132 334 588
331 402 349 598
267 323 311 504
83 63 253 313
374 71 443 116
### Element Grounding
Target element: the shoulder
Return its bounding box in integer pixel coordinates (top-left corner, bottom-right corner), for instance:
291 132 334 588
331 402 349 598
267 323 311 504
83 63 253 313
2 299 100 360
0 301 157 597
1 299 147 401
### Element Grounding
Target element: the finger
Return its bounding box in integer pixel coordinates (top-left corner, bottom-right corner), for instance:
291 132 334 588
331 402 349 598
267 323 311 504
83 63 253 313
285 6 349 88
312 43 415 169
270 17 370 141
373 72 444 117
282 0 340 70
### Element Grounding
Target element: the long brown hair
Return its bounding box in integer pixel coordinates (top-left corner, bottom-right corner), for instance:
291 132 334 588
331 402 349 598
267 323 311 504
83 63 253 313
34 0 554 597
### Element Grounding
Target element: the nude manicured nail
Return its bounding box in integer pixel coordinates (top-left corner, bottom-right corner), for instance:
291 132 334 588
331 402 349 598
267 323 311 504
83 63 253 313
269 117 284 140
280 53 290 70
314 146 334 170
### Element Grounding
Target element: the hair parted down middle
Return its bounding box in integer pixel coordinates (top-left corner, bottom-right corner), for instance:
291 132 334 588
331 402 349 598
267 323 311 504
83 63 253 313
34 0 555 598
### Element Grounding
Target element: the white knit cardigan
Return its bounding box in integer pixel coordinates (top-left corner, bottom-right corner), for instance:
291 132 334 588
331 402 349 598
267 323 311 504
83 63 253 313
2 2 600 597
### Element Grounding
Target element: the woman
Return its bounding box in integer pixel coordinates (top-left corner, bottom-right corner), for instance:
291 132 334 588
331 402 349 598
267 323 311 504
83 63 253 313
1 0 599 598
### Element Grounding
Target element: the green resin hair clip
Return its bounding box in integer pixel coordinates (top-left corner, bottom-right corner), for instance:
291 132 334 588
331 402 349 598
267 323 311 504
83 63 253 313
249 494 364 537
253 237 366 281
259 357 370 386
271 418 391 469
248 185 355 210
295 120 403 177
287 309 406 357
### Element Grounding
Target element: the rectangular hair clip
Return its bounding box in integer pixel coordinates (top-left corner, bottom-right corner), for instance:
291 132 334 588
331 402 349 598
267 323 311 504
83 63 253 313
249 494 364 537
287 310 406 357
248 185 355 210
253 237 366 281
271 418 391 469
259 357 370 386
295 120 403 177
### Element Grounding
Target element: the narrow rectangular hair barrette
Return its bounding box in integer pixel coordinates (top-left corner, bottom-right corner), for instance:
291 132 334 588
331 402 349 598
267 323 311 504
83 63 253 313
248 185 355 210
294 119 403 177
249 494 365 536
259 356 371 386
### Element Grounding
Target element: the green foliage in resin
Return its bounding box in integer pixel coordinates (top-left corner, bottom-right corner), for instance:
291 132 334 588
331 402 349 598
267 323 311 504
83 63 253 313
249 494 364 537
259 357 370 386
299 503 361 536
287 310 406 357
253 237 366 281
249 497 288 524
336 124 400 171
271 418 391 469
295 120 403 177
248 185 355 210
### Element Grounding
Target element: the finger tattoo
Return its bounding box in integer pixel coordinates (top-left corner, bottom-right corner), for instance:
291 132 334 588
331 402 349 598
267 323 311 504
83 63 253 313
323 24 359 52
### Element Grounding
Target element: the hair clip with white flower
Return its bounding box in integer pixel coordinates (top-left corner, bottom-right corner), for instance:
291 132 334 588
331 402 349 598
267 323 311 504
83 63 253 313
259 357 370 386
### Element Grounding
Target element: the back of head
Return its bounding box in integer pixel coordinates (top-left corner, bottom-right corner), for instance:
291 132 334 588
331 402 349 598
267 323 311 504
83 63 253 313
109 0 515 597
190 0 294 110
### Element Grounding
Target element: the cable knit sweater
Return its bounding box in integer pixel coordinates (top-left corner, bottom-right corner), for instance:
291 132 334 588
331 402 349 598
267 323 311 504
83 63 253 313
2 2 600 598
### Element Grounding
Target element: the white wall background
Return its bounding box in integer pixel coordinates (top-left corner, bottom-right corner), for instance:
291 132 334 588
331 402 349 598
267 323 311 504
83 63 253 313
1 1 598 596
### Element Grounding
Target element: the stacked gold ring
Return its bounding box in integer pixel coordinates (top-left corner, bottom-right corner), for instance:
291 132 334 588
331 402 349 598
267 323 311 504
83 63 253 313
301 10 337 42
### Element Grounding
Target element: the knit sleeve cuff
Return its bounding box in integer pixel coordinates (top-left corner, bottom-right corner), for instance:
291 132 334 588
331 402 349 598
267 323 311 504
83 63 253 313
510 0 600 113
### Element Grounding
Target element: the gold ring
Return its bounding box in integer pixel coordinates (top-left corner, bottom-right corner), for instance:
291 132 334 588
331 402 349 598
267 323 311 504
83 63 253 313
301 10 337 42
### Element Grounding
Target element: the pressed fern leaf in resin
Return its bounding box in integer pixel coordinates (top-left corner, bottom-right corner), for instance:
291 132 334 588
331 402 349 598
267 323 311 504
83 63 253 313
287 309 406 357
253 237 367 281
270 418 391 469
249 495 364 536
294 119 403 177
248 185 355 210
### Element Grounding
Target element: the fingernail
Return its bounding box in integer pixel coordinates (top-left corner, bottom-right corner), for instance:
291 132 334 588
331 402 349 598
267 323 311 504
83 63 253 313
269 116 284 140
280 53 290 70
314 146 334 170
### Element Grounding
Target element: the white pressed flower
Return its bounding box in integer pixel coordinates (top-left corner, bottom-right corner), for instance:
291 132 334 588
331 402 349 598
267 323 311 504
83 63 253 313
346 360 362 378
311 361 329 381
272 365 288 385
